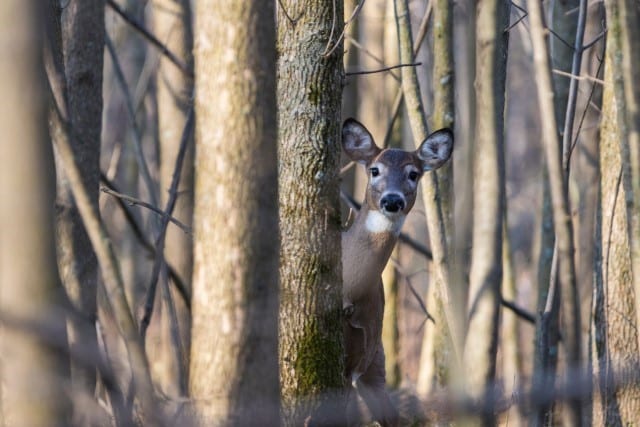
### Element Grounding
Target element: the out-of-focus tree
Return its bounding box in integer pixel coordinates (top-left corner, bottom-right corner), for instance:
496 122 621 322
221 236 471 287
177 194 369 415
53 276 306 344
0 1 70 425
51 2 104 423
277 0 345 424
153 0 194 399
462 1 510 425
188 0 280 424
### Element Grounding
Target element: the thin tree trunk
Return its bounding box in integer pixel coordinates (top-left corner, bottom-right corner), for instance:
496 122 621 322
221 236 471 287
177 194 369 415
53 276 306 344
47 17 158 426
462 1 509 423
394 0 462 363
153 0 193 399
188 1 280 425
381 0 401 388
416 0 456 396
52 3 104 423
277 1 345 424
0 3 70 425
526 0 583 423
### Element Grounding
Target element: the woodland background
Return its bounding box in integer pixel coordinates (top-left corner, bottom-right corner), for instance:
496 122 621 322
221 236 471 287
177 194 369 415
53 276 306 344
1 0 640 426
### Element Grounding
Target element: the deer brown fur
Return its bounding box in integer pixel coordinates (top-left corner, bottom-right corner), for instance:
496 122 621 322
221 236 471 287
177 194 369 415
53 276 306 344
341 118 453 426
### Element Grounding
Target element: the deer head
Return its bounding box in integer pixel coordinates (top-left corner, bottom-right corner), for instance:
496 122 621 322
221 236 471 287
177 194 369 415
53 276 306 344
342 118 453 233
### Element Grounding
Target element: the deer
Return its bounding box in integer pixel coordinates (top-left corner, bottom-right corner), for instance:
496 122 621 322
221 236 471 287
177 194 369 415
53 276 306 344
341 118 453 426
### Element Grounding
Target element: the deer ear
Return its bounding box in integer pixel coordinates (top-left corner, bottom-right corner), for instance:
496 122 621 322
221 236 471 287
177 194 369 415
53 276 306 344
342 118 381 164
417 128 453 171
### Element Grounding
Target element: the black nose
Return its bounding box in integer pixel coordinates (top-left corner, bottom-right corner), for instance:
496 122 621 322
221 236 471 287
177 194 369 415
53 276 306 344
380 194 405 213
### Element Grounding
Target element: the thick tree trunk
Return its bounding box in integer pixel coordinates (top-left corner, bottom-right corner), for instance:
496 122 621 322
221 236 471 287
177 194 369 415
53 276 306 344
462 1 509 423
54 2 104 421
153 0 193 398
0 2 70 425
277 1 345 424
189 1 280 425
591 4 640 423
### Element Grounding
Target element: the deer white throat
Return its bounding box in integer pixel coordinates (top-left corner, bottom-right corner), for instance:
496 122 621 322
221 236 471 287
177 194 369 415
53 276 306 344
365 210 406 235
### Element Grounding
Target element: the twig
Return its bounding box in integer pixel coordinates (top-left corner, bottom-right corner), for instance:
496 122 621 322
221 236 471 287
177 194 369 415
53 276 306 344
547 28 574 51
561 0 589 173
322 0 366 57
505 1 528 33
106 0 193 78
104 33 159 209
140 107 195 341
551 68 605 85
277 0 301 26
100 173 192 307
100 187 192 235
582 29 606 50
346 62 422 76
502 298 536 324
344 35 400 81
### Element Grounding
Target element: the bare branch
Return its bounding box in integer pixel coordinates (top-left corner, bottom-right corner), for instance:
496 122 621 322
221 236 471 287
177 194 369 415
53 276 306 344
551 68 605 84
140 107 195 340
561 0 589 173
100 187 192 235
346 61 422 76
322 0 366 57
106 0 193 78
100 174 191 307
104 33 159 209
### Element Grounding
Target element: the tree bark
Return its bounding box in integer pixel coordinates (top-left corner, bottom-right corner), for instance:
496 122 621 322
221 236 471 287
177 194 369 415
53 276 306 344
153 0 193 399
591 2 640 423
394 0 462 364
52 2 104 422
277 1 345 424
462 1 509 423
189 1 280 425
526 0 583 422
0 2 70 425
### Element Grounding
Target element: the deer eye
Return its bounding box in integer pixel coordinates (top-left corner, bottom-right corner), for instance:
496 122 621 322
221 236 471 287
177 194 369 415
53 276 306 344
408 170 419 181
370 167 380 177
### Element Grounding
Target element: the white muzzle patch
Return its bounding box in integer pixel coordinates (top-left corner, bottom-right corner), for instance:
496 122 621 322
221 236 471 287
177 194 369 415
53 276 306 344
365 210 405 235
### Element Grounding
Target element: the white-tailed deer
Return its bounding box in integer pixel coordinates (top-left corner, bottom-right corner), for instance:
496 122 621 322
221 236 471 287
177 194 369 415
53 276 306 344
341 118 453 426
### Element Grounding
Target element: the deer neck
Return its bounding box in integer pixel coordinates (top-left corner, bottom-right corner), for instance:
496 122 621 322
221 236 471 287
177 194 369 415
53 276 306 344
342 205 404 303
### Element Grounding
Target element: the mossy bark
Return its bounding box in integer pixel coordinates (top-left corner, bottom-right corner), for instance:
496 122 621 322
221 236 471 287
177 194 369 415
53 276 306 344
189 1 280 425
277 1 345 424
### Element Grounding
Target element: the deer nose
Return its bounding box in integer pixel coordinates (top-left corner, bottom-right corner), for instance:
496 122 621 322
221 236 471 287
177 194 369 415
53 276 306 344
380 193 405 213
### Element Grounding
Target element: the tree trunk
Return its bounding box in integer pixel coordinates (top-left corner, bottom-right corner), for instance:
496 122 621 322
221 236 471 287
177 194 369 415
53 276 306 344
277 1 345 424
153 0 193 399
0 2 70 425
54 2 104 421
417 0 456 396
188 1 280 425
462 1 509 423
591 2 640 423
